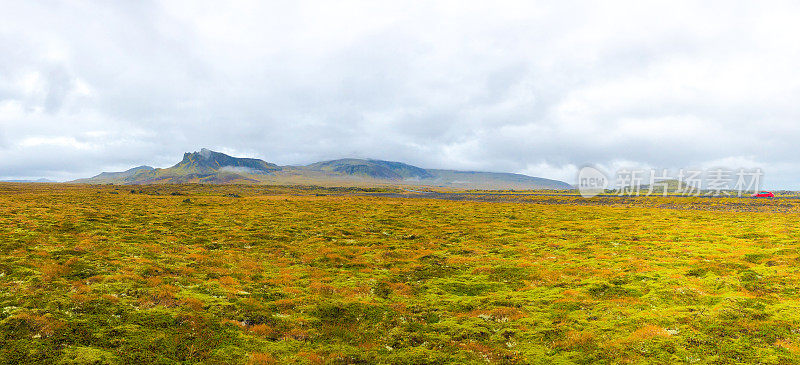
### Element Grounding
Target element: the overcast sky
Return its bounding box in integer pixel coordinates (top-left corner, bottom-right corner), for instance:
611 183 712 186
2 1 800 188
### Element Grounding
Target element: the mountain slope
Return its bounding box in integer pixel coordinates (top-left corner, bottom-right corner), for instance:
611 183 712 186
0 178 57 183
73 149 278 185
73 149 573 190
426 169 573 190
170 148 280 175
637 179 697 194
307 159 432 180
72 166 154 184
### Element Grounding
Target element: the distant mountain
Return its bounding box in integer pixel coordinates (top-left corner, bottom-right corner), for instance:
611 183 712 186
171 148 280 175
308 159 433 180
72 166 154 184
74 149 281 184
425 169 572 190
636 179 695 194
1 178 57 183
72 149 573 190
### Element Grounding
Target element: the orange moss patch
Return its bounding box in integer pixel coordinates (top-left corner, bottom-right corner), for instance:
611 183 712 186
249 323 274 337
217 275 239 287
776 339 800 354
555 330 595 350
248 352 277 365
297 351 324 365
628 325 671 341
182 297 205 311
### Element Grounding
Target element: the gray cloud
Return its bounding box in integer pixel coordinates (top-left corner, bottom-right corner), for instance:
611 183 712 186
1 1 800 188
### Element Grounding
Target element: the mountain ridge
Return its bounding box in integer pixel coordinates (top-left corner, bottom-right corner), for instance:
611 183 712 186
72 149 574 190
171 148 281 175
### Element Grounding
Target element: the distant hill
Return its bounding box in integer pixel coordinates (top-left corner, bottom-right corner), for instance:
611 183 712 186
170 148 280 175
308 159 433 180
0 178 57 183
72 166 154 184
426 169 573 190
74 149 281 184
72 149 574 190
636 179 696 194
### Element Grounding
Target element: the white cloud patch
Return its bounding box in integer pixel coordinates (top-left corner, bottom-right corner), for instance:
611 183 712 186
18 136 93 150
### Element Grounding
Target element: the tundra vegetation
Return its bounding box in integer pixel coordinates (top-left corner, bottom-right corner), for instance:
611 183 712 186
0 183 799 364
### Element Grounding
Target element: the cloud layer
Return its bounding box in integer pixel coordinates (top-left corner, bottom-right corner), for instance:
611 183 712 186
2 1 800 187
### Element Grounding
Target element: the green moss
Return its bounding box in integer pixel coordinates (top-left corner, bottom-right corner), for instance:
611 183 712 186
1 183 800 363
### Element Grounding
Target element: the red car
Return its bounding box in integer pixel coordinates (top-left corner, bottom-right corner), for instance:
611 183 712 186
751 191 775 198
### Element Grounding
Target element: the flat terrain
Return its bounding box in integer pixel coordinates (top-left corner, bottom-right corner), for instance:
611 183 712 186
1 183 800 363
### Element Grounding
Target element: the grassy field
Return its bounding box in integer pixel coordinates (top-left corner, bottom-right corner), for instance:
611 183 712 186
1 183 799 364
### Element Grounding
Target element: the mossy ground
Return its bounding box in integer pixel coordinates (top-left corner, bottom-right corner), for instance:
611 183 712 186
1 183 799 364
